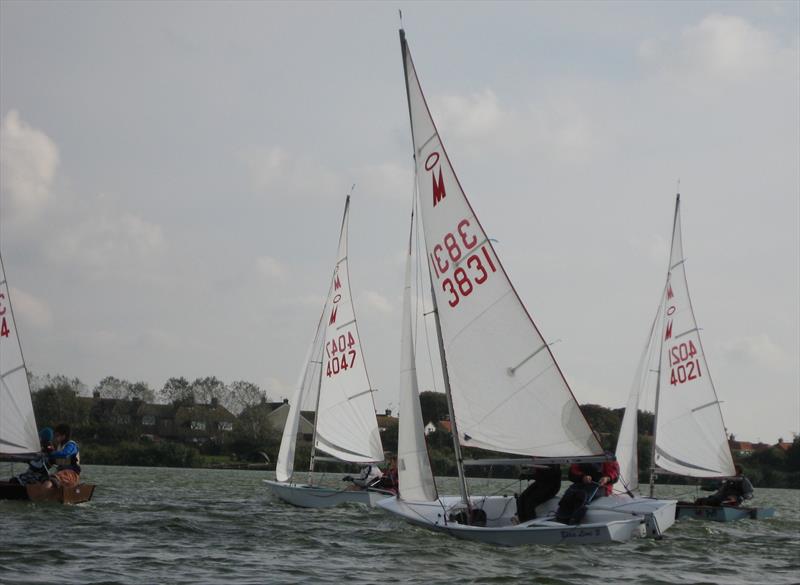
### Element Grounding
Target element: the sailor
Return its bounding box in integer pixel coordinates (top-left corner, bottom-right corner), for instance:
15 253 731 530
694 465 754 506
513 464 561 523
343 463 383 490
43 424 82 490
555 456 620 524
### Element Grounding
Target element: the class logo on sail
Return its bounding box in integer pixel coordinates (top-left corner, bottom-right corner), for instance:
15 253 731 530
426 152 446 207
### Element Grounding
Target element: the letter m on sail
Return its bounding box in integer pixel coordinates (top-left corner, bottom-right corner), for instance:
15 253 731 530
329 306 338 325
432 168 446 207
334 274 341 291
664 320 673 340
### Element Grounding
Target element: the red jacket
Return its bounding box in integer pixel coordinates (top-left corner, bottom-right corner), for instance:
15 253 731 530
568 461 619 496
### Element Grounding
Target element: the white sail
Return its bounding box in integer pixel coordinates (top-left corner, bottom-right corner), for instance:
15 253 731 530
653 196 735 478
397 217 437 501
314 197 384 463
0 255 40 457
614 296 663 494
275 307 327 482
401 33 601 458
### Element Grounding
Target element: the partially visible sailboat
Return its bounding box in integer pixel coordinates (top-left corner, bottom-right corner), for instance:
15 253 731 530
614 194 773 522
264 196 391 508
0 253 95 504
377 29 657 546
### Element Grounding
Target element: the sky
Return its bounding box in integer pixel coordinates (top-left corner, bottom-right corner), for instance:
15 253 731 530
1 1 798 443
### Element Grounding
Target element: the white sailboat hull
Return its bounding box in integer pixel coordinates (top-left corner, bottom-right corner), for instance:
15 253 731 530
263 480 392 508
378 495 645 546
592 493 676 537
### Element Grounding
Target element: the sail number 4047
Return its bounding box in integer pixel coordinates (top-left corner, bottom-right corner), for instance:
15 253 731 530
429 219 497 308
325 332 357 377
668 340 702 386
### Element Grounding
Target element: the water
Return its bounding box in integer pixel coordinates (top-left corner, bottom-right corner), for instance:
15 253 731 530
1 465 798 585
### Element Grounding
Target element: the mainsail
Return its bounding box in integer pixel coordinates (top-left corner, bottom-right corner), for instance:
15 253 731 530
400 30 601 458
652 195 735 478
397 215 437 502
275 197 383 481
0 254 40 458
312 197 383 464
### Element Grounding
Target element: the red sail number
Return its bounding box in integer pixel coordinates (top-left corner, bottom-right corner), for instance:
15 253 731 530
430 218 497 308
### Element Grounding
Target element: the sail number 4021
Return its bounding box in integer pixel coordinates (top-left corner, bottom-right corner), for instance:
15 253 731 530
325 332 357 377
668 340 702 386
429 219 497 308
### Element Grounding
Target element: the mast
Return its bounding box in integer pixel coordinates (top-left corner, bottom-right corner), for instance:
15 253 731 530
649 193 680 497
428 272 471 509
401 28 470 509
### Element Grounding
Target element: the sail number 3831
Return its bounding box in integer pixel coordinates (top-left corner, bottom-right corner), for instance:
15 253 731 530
668 340 702 386
430 219 497 308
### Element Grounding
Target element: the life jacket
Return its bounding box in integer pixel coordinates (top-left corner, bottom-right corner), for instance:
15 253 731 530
568 461 619 496
52 440 81 474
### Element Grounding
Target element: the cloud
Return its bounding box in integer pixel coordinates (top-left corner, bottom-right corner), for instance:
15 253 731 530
432 89 503 141
242 146 340 200
8 287 52 328
0 110 60 223
722 334 791 369
350 162 411 202
638 14 793 83
255 255 287 282
45 205 165 279
360 290 393 314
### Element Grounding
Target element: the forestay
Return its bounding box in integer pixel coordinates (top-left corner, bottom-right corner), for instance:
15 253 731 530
313 198 383 463
401 33 601 458
653 196 735 478
397 217 437 501
0 255 39 457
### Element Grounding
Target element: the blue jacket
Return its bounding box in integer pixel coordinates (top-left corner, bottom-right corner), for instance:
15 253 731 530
49 440 81 474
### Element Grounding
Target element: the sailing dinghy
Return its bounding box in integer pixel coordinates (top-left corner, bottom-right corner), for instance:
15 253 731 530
614 194 773 522
264 196 391 508
0 254 95 504
376 29 648 546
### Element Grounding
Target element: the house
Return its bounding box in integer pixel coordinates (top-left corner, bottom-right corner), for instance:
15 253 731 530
729 440 755 456
238 398 314 440
173 399 237 444
775 440 793 452
424 422 436 436
136 403 177 438
375 409 397 432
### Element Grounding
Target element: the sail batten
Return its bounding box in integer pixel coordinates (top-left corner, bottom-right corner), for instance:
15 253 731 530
400 30 601 458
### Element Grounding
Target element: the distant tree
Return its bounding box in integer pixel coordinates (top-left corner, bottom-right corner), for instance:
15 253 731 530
419 391 449 426
190 376 227 406
30 372 87 395
31 382 90 429
128 381 155 402
785 436 800 472
227 380 266 415
94 376 130 399
160 377 193 404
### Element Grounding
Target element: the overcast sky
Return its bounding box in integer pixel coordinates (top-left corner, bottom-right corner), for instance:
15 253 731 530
1 1 797 443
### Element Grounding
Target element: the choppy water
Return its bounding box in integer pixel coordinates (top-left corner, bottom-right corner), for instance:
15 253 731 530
1 465 798 585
